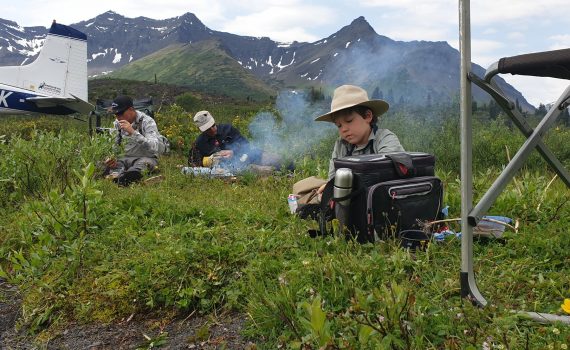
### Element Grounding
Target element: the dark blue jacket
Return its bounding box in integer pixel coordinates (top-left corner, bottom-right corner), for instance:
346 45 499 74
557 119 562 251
195 124 249 157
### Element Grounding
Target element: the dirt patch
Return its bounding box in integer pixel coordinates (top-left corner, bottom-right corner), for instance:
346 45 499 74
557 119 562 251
1 281 254 349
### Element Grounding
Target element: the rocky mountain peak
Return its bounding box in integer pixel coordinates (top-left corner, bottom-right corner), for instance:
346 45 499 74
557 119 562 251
0 12 534 110
345 16 377 36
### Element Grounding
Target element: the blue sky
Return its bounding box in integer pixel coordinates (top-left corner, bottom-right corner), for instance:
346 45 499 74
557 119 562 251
6 0 570 106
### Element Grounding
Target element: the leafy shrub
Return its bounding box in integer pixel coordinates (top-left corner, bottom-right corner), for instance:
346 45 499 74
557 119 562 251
0 130 113 207
0 109 568 348
175 92 202 112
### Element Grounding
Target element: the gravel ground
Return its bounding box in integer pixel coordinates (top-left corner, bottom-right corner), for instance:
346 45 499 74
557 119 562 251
0 280 255 350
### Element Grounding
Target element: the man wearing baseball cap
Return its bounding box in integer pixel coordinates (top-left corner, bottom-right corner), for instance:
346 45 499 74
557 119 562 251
105 95 163 186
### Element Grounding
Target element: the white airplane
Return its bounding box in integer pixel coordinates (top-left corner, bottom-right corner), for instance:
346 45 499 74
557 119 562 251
0 21 93 115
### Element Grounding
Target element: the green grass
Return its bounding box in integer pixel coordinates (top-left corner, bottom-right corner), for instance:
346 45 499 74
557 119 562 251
0 106 569 348
105 41 276 102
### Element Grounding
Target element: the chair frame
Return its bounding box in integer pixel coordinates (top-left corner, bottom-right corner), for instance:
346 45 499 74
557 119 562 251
458 0 570 324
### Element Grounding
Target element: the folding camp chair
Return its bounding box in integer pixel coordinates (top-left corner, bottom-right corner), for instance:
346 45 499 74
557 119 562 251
459 0 570 324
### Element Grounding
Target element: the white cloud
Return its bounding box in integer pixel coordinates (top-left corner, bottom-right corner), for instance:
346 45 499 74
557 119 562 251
507 32 524 41
503 75 570 106
219 5 336 42
5 0 570 106
472 0 569 24
548 35 570 50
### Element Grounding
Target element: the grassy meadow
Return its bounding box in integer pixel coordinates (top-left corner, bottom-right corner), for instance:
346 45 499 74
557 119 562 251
0 100 569 349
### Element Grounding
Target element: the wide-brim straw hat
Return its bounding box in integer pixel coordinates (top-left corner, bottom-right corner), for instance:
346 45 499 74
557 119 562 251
315 85 389 122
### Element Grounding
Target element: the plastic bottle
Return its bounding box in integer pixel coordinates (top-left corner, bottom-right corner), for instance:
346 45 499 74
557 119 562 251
287 194 298 214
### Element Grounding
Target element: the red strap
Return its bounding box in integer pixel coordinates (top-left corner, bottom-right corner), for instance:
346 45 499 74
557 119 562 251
398 163 408 176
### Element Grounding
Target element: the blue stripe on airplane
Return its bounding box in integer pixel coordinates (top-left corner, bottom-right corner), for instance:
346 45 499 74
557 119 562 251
0 89 75 115
49 22 87 41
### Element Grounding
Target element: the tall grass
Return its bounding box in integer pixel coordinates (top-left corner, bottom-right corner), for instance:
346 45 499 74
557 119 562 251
0 107 568 348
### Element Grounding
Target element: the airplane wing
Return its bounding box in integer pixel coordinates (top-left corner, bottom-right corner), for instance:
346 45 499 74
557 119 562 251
25 94 94 114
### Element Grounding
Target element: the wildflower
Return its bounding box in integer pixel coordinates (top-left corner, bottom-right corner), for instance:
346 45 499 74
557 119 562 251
562 299 570 314
561 344 567 350
552 327 560 335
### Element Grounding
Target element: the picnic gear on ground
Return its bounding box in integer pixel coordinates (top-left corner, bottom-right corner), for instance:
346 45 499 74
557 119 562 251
287 194 299 214
333 168 354 230
317 152 443 243
292 176 327 205
181 166 235 178
399 230 430 251
291 176 328 220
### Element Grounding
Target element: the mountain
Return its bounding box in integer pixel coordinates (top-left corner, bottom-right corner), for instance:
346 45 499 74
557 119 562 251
108 40 276 100
0 18 47 66
0 12 534 110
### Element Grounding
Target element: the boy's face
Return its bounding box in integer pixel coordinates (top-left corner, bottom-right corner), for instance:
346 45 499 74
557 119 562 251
333 109 373 146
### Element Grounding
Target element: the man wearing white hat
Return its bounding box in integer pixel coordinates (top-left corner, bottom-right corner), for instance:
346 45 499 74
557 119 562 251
316 84 404 183
192 110 258 165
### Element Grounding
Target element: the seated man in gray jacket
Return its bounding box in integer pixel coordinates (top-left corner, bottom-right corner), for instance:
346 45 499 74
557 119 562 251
105 95 162 186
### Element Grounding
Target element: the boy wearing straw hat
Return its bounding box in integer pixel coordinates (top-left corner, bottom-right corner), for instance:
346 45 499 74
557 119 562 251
315 84 404 193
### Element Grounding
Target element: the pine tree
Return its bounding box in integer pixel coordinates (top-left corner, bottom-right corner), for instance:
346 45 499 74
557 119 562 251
387 89 394 103
372 86 381 99
489 100 500 119
536 103 548 116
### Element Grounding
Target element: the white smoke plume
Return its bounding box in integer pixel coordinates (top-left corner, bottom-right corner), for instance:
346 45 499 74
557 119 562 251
246 89 336 162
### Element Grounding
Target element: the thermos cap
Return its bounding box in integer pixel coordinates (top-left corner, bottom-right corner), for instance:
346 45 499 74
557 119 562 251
334 168 353 188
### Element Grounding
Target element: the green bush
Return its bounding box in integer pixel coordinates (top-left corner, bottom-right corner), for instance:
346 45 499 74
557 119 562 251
0 130 113 207
175 92 202 112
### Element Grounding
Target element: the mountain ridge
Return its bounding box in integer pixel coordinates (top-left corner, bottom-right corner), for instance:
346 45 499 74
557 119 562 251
0 11 534 110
